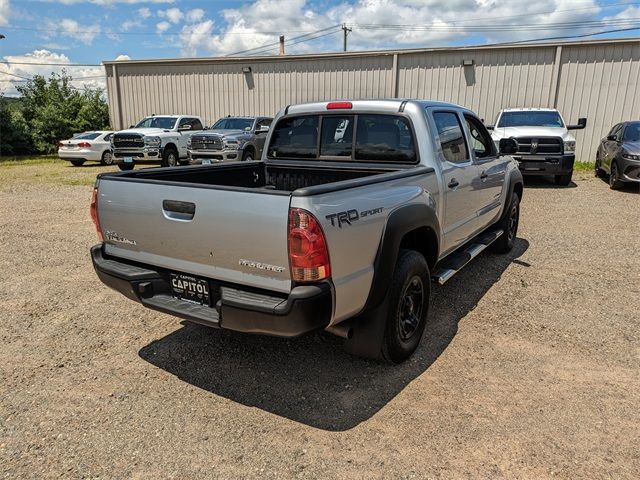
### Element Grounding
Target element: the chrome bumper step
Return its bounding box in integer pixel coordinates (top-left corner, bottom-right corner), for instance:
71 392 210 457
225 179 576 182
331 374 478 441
431 229 504 285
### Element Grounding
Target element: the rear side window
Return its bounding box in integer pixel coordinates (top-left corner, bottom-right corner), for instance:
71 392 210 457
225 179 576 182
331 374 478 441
433 112 469 163
267 114 416 163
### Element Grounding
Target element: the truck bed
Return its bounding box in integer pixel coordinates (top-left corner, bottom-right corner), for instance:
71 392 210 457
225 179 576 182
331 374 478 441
101 161 399 194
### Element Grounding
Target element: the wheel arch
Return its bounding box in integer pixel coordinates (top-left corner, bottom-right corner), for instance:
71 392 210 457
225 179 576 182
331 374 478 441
362 203 440 313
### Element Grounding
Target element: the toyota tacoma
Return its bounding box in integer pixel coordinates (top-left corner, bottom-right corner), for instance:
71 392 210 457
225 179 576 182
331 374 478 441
91 100 523 363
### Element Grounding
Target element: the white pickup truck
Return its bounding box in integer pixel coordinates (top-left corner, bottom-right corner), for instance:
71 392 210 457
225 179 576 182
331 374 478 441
488 108 586 186
91 100 523 363
112 115 205 170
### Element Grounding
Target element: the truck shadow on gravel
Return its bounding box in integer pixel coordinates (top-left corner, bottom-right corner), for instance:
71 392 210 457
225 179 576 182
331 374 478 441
139 238 529 431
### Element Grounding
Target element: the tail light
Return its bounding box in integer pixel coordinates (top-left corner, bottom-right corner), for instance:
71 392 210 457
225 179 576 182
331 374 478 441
58 141 64 147
78 142 91 148
288 208 330 282
90 186 103 241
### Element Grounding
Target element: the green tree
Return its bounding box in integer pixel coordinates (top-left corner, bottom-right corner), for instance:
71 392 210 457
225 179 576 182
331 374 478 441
0 97 33 155
13 71 110 154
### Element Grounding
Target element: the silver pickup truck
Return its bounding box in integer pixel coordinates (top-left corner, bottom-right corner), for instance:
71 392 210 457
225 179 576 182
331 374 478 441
90 100 523 363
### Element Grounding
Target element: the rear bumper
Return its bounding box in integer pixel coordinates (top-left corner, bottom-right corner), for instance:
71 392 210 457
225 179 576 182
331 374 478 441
91 244 332 337
514 154 575 175
58 149 102 162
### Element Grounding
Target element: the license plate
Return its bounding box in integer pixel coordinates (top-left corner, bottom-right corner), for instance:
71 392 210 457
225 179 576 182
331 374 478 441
202 159 212 165
123 156 133 163
170 273 210 305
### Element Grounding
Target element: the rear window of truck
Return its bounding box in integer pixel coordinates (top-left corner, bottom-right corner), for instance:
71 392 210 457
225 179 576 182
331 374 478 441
267 114 416 163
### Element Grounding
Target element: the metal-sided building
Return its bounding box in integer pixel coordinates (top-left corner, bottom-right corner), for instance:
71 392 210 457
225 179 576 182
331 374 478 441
104 38 640 161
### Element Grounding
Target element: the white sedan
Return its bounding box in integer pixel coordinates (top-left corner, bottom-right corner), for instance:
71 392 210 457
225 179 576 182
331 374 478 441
58 131 114 166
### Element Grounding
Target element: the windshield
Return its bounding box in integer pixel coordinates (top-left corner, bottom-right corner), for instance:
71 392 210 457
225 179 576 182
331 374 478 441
211 118 254 131
623 123 640 142
134 117 177 129
497 111 564 128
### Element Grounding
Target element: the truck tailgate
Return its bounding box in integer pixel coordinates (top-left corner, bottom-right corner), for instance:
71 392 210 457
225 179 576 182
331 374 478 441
97 179 292 293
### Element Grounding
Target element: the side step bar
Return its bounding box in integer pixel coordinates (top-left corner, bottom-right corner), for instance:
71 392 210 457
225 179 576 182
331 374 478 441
431 229 504 285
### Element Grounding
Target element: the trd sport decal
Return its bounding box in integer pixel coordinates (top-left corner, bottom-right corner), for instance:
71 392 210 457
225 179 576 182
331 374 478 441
326 207 383 228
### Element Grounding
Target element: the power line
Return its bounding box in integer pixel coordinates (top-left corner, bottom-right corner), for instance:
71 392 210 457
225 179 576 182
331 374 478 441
0 61 102 67
226 25 341 56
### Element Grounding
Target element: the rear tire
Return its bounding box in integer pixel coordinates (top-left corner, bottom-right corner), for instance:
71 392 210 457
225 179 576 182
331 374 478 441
101 150 114 166
380 250 430 364
162 148 178 167
554 172 572 186
70 160 85 167
594 156 604 177
491 193 520 254
118 163 134 171
609 161 624 190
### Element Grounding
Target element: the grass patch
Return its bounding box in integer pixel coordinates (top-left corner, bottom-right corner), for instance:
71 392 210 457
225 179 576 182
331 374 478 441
0 155 58 166
574 161 595 172
0 157 118 188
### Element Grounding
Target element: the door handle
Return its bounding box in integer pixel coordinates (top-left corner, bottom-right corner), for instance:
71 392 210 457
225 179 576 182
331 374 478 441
480 171 488 180
448 179 460 189
162 200 195 221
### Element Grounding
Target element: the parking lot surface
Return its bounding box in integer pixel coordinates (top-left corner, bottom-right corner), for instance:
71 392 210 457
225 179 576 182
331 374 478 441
1 162 638 479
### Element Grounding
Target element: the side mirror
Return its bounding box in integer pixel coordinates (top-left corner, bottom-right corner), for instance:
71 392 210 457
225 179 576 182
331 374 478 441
499 137 519 155
567 117 587 130
607 134 618 141
129 125 134 128
178 124 191 131
255 125 270 134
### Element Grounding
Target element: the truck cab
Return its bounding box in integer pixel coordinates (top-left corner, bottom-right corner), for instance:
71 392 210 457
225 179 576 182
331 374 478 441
112 115 205 170
489 108 586 186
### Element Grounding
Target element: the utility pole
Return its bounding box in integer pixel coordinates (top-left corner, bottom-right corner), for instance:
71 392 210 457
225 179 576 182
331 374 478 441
279 35 285 55
341 24 352 52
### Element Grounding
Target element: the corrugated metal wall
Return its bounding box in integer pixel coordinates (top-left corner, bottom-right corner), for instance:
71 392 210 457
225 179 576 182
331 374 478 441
106 39 640 160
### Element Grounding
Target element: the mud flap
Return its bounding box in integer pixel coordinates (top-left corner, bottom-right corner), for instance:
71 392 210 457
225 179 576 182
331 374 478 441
342 295 390 360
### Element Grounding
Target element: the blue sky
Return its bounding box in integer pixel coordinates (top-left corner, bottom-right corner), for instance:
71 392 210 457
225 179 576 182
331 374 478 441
1 0 639 95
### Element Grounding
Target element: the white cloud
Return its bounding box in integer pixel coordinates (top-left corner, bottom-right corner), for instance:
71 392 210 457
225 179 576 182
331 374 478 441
186 8 205 23
158 7 183 24
0 49 105 97
0 0 10 26
138 7 151 19
156 21 170 33
114 54 131 60
50 18 101 44
169 0 607 57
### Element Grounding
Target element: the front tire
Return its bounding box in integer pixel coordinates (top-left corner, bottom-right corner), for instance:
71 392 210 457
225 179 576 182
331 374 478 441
554 172 573 186
609 161 624 190
70 160 85 167
491 192 520 254
101 150 114 166
594 155 604 177
381 250 430 364
162 148 178 167
241 149 254 162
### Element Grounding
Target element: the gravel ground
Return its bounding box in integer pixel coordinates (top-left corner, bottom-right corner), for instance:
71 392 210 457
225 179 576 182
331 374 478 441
0 163 638 479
